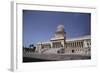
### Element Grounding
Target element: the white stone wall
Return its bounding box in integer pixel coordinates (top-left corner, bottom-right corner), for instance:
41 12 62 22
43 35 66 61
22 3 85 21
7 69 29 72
36 36 91 55
65 39 91 56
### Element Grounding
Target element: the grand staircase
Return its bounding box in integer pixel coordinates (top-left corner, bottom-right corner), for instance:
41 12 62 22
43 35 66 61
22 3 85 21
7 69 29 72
41 48 62 54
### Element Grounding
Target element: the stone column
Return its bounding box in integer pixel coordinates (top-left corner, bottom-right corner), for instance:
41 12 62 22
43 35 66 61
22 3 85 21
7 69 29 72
83 40 88 48
61 40 64 47
51 42 53 48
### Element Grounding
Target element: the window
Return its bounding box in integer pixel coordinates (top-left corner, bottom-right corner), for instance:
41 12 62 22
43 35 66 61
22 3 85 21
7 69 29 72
72 50 75 53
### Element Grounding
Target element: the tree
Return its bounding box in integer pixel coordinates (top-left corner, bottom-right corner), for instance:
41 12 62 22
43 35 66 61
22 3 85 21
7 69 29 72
29 44 34 49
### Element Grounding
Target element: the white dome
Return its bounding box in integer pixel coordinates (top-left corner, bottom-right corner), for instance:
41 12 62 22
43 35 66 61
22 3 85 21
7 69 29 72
57 25 64 32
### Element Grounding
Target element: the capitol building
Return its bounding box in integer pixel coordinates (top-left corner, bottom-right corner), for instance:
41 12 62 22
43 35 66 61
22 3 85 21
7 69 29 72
35 25 91 56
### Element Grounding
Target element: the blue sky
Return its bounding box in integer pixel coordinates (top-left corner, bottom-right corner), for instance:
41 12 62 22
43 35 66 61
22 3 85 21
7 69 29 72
23 10 91 47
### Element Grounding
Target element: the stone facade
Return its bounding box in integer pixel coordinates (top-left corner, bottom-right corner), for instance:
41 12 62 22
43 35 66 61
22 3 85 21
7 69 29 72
36 25 91 56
